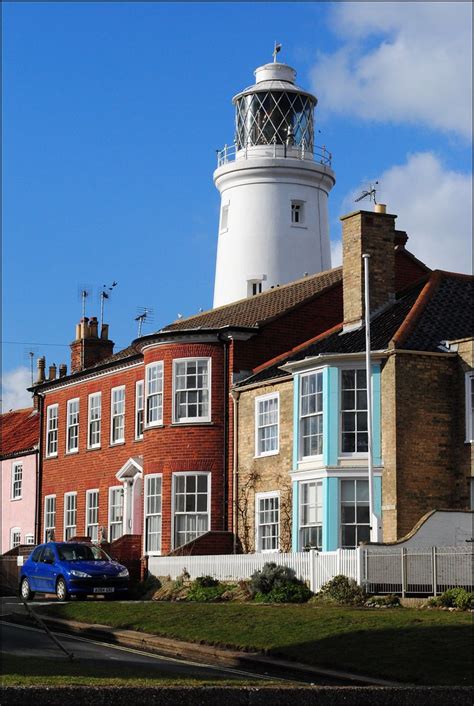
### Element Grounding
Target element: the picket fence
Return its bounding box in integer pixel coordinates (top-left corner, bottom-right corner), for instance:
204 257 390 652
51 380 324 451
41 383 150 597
148 546 473 596
148 549 359 593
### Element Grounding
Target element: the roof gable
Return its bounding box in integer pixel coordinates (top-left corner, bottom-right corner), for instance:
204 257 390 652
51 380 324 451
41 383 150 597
0 407 39 458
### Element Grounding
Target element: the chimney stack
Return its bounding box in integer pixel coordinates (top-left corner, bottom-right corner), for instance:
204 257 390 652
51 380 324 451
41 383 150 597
70 316 114 373
341 208 397 329
36 356 46 384
59 363 67 378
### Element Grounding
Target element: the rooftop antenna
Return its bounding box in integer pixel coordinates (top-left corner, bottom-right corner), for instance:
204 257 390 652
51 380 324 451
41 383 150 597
135 307 154 337
355 181 379 205
273 41 282 63
100 281 118 328
77 284 93 319
24 349 38 387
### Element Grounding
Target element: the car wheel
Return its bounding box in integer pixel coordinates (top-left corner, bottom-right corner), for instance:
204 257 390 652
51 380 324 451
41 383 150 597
20 577 35 601
56 577 69 602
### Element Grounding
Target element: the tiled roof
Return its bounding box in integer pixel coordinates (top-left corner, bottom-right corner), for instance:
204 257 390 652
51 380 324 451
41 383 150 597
237 270 473 387
0 407 39 458
162 267 343 331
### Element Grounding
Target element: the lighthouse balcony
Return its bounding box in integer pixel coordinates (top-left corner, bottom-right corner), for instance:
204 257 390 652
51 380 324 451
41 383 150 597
216 142 332 168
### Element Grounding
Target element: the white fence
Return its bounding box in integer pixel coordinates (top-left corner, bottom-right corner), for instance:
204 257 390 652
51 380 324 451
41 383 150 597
148 545 473 596
148 549 359 593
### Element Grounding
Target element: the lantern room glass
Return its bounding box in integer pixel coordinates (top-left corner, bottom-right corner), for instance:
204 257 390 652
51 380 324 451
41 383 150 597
235 91 315 152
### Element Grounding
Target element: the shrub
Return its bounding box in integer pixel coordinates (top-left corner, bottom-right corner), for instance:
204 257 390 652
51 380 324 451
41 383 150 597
317 575 366 606
186 582 228 602
365 594 400 608
439 588 473 610
132 573 161 600
194 575 219 588
249 563 298 596
254 582 313 604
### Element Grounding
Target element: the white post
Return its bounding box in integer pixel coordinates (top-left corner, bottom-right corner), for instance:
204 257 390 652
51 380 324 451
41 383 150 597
356 545 363 586
362 254 381 542
432 546 438 596
310 549 316 593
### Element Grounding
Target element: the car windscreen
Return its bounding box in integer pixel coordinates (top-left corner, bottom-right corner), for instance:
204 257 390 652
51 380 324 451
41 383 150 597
56 544 110 561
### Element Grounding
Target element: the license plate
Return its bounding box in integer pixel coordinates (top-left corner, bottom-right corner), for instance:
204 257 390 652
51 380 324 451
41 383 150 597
93 587 115 593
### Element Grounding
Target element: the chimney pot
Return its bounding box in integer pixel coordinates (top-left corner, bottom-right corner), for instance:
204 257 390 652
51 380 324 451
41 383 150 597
48 364 57 381
374 203 387 214
100 323 109 340
59 363 67 378
36 356 46 383
89 317 99 338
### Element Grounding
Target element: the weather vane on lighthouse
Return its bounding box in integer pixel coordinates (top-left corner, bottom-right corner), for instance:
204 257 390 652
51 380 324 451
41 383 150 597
272 41 282 63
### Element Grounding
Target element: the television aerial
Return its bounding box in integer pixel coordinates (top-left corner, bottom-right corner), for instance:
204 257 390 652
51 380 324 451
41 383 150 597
135 307 154 337
355 181 379 205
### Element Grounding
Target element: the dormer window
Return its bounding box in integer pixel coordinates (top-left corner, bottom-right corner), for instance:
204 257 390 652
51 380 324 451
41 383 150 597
291 200 305 225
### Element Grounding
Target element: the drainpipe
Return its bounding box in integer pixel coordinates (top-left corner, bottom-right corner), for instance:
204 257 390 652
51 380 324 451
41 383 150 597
231 389 240 554
34 393 44 545
217 333 229 533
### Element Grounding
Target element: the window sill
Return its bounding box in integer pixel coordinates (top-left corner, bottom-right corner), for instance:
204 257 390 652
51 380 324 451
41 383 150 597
45 454 58 460
134 437 144 443
86 446 101 452
170 421 213 427
144 423 164 430
10 497 22 502
110 441 126 447
254 450 280 459
290 224 307 229
65 450 79 456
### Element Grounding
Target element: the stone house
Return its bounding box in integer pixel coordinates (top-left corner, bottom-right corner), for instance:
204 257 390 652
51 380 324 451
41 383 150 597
233 207 473 552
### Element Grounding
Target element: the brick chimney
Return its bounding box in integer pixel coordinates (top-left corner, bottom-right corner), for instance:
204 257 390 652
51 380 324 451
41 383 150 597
70 316 114 373
341 205 397 329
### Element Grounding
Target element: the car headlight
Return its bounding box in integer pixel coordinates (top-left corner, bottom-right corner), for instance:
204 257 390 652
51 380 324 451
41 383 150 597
70 569 92 578
118 568 129 578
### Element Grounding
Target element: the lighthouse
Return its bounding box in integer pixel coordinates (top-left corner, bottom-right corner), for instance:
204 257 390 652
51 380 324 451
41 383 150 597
213 51 336 308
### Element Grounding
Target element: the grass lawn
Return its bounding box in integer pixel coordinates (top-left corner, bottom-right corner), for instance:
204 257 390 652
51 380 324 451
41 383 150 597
37 602 473 686
1 654 273 687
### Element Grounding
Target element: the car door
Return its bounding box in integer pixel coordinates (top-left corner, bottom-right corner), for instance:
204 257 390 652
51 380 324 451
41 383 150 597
36 545 57 593
27 546 44 591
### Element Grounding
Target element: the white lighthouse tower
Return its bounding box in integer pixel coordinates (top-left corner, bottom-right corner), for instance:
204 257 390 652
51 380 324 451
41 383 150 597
213 51 336 308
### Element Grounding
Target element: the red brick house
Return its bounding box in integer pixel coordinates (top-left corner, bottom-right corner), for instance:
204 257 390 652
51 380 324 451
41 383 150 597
31 229 428 564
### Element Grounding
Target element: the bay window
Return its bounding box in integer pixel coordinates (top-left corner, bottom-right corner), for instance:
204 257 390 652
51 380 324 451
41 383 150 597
146 363 163 426
299 481 322 550
173 473 209 548
300 371 323 458
341 369 368 453
173 359 211 423
145 474 162 553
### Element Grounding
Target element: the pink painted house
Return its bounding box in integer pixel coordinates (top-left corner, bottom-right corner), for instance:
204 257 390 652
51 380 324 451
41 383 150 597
1 407 39 553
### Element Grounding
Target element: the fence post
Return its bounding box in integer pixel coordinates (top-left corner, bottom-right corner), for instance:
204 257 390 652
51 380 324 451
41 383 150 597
356 546 363 586
432 546 438 596
401 547 407 598
309 549 316 593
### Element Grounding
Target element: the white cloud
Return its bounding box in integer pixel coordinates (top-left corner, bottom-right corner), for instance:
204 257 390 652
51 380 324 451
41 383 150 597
1 367 33 412
341 152 472 273
312 2 472 138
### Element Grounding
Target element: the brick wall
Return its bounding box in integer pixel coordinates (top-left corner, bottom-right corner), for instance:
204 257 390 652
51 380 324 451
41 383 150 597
236 380 293 553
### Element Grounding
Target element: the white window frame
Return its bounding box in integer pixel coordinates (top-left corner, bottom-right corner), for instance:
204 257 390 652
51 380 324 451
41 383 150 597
11 462 23 500
10 528 21 549
88 392 101 449
340 479 370 549
135 380 145 439
85 489 99 542
63 491 77 540
108 485 124 542
299 369 324 460
44 494 56 541
46 404 59 458
255 392 279 458
220 203 229 233
299 481 323 550
291 200 305 226
145 363 163 428
340 366 369 457
465 372 474 443
66 398 80 454
25 534 35 545
255 491 280 553
110 386 126 445
172 472 210 549
173 358 211 424
144 474 163 555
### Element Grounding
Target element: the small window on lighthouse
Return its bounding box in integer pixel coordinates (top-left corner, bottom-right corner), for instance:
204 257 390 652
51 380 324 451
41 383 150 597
291 201 305 225
220 204 229 232
247 279 263 297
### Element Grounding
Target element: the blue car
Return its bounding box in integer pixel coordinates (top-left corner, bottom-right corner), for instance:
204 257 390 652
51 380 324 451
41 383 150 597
19 542 130 601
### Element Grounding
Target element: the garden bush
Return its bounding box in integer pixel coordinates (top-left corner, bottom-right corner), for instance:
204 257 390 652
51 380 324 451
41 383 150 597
254 582 312 604
249 563 298 596
316 575 366 606
186 580 228 602
439 587 473 610
365 594 400 608
194 575 219 588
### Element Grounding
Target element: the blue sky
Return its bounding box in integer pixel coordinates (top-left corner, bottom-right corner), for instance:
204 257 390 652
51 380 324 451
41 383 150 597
2 2 472 408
